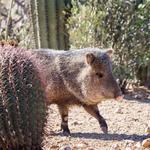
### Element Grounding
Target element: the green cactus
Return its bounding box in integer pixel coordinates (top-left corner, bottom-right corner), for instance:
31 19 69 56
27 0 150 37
46 0 58 49
0 46 47 149
29 0 71 50
56 0 65 50
30 0 49 48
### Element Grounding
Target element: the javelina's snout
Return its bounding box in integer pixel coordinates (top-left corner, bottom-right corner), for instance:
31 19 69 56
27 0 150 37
108 75 123 101
115 95 123 101
113 80 123 100
114 85 123 100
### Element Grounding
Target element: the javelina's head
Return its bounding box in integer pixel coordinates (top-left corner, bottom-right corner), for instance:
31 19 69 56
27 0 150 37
79 49 122 104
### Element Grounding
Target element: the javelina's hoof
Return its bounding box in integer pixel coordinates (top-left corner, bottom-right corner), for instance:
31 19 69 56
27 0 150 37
63 129 71 136
61 126 71 136
101 126 108 134
100 120 108 133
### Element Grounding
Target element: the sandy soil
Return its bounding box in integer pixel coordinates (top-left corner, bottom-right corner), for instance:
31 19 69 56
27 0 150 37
43 91 150 150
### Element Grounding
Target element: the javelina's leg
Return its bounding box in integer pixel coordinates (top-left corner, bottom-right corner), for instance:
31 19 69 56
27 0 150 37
58 105 70 135
83 104 108 133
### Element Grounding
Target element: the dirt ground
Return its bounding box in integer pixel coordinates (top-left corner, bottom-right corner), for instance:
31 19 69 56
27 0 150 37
43 89 150 150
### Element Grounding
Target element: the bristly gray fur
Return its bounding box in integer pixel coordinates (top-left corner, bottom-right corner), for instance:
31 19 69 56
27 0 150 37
31 47 122 134
31 48 120 105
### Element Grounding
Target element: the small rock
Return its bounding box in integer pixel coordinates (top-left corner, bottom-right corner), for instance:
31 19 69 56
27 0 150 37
73 121 79 126
110 144 120 150
115 108 123 114
134 94 142 99
77 143 84 148
59 145 72 150
124 140 134 143
125 147 132 150
74 143 87 149
135 142 141 148
142 138 150 148
137 110 142 113
132 118 139 121
145 127 150 134
124 140 134 148
51 145 59 149
87 148 95 150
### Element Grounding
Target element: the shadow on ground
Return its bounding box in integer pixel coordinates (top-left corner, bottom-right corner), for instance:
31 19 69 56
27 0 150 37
124 87 150 104
124 95 150 104
54 132 150 142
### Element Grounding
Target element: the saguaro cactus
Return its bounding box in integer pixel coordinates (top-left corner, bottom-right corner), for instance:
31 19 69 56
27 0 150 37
0 45 47 149
29 0 71 49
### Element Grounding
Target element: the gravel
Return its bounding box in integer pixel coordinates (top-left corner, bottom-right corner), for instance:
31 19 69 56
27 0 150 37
43 95 150 150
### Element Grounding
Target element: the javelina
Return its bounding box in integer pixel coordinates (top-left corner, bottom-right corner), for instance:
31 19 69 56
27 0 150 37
32 48 123 135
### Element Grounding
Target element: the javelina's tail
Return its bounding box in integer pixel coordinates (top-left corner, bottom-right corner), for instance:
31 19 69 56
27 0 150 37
0 44 47 150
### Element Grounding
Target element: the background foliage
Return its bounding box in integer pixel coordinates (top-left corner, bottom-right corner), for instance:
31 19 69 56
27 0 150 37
0 0 32 48
68 0 150 88
0 0 150 88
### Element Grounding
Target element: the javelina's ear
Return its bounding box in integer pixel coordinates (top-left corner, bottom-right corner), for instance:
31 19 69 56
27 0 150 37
106 48 113 58
86 53 95 65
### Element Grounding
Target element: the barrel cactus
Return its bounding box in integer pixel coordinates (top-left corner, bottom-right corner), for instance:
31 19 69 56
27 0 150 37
0 44 47 149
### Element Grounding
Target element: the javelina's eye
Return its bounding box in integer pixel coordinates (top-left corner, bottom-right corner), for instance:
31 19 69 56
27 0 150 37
96 73 103 78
